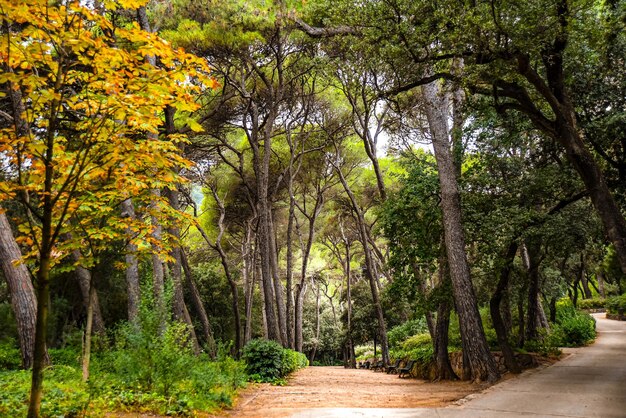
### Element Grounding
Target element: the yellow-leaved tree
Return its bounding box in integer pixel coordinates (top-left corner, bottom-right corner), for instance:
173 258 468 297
0 1 210 416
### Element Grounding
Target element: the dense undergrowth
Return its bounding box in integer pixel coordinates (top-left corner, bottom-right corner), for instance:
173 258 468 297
358 299 597 373
0 299 307 417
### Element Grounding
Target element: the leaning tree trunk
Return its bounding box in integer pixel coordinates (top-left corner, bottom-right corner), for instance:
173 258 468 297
332 157 389 365
180 249 216 358
0 211 44 369
423 80 499 383
164 188 200 354
489 241 521 374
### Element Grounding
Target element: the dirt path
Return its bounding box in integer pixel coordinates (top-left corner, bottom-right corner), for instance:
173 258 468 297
223 366 485 417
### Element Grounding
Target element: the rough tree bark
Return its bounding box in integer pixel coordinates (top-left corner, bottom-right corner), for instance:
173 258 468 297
0 211 43 369
423 80 499 382
180 249 216 358
489 241 521 374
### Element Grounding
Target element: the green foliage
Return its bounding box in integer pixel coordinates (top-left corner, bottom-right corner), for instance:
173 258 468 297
49 347 81 368
606 294 626 314
0 303 17 342
389 333 435 367
555 314 596 347
242 339 308 383
387 318 428 349
576 298 606 310
0 340 21 370
111 318 195 397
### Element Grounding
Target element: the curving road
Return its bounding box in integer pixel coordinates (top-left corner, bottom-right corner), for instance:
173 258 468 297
292 313 626 418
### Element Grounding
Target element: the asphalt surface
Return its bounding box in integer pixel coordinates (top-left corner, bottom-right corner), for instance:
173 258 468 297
290 313 626 418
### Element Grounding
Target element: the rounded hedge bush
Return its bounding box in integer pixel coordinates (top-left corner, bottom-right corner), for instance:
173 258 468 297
242 339 308 383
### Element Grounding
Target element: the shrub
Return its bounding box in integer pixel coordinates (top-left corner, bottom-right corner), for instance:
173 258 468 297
577 298 606 310
606 294 626 315
556 313 596 346
387 318 428 348
0 340 21 370
242 339 308 383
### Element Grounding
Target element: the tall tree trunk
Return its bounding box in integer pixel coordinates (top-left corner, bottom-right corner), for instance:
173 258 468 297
243 222 255 345
310 282 321 363
294 282 307 352
180 249 216 358
164 187 200 355
522 241 542 341
286 198 296 349
423 80 499 382
343 224 356 368
331 156 389 365
268 210 288 346
0 211 42 369
514 54 626 276
81 274 96 382
205 187 243 353
579 254 593 299
70 249 105 335
120 199 141 323
433 245 458 380
28 255 51 418
517 286 526 348
489 241 521 374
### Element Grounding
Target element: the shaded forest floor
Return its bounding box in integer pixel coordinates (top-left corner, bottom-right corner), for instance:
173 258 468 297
220 366 487 417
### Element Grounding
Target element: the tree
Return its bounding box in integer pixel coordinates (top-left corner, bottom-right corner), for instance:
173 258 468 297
0 210 43 369
0 1 209 415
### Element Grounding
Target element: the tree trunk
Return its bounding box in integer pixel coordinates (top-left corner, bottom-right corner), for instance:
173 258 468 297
522 240 542 341
310 282 321 363
517 286 526 348
286 196 296 349
489 241 521 374
70 249 105 335
0 211 42 369
579 254 592 299
81 276 96 382
433 246 458 380
596 269 606 298
27 256 51 418
268 210 288 346
164 187 200 354
180 249 216 358
332 156 389 365
423 80 499 382
243 223 255 345
120 199 141 323
294 282 307 352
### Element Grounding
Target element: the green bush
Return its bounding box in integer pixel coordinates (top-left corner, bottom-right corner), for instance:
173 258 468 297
0 340 21 370
242 339 308 383
577 298 606 310
387 318 428 348
556 313 596 346
606 294 626 315
49 347 81 368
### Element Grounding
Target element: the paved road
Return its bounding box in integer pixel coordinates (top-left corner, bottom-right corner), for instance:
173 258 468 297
291 313 626 418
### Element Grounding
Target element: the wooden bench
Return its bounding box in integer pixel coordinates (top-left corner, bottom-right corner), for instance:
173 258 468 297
398 359 416 378
386 359 402 374
371 360 384 372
